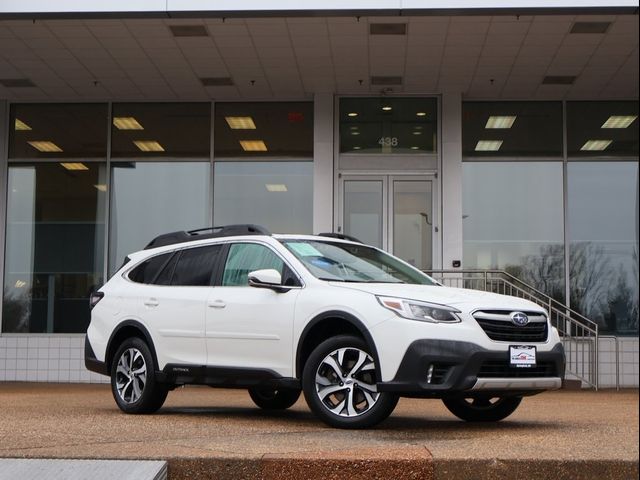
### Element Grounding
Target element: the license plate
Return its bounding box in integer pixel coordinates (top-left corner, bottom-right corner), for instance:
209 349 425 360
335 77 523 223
510 345 537 368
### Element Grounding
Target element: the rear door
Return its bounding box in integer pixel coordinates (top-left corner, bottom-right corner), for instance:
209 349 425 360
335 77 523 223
137 245 221 368
205 242 300 377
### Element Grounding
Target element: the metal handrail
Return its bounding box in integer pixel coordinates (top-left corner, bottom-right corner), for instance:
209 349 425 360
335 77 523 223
424 269 599 389
425 269 598 330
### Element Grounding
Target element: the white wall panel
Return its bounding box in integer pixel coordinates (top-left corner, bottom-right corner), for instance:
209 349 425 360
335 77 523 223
1 0 635 14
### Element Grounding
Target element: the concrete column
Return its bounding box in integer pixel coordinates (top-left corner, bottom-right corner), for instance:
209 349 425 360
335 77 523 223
313 93 334 234
0 100 8 332
441 93 463 270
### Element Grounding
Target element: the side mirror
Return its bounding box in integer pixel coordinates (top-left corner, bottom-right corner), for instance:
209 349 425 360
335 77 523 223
248 269 288 292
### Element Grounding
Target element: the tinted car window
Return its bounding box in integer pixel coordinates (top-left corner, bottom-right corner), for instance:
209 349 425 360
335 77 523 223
171 245 221 286
129 253 172 284
222 243 285 287
154 253 179 286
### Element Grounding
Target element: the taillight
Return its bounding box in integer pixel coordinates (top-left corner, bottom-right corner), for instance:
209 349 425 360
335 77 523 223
89 291 104 310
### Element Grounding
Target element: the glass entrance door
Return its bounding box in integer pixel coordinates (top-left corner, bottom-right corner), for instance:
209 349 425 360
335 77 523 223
339 175 436 270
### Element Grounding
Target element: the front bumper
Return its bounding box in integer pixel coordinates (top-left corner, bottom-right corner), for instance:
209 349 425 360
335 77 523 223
377 339 565 398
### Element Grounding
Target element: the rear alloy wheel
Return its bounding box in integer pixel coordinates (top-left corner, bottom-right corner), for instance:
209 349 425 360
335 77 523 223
248 387 301 410
110 337 168 414
443 396 522 422
303 335 398 429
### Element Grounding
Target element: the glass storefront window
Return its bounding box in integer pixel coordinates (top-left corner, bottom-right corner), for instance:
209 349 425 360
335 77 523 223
111 103 211 158
462 162 565 302
568 161 639 334
214 102 313 158
2 163 106 333
567 101 639 157
214 162 313 234
10 104 108 159
462 102 563 157
109 162 212 274
339 97 437 154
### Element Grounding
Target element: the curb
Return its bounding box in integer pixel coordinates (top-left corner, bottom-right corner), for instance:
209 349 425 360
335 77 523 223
165 455 638 480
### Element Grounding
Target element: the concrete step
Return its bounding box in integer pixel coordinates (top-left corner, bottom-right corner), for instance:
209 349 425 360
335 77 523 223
0 459 167 480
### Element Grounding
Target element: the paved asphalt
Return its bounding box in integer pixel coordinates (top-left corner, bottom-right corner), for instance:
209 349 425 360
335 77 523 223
0 383 637 479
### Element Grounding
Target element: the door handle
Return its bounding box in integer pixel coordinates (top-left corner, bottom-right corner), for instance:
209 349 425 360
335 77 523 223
208 300 226 309
144 298 159 307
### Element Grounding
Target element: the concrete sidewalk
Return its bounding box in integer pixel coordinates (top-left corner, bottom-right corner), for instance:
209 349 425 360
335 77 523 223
0 383 637 479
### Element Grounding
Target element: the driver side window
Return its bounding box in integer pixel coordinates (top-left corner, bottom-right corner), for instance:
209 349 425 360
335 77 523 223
221 243 285 287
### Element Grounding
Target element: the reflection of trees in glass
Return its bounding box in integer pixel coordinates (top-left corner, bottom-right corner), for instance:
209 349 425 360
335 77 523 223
2 288 31 333
502 242 638 334
571 242 638 334
569 243 612 324
504 244 565 304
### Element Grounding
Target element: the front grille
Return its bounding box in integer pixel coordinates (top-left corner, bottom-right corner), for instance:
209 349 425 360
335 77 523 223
478 360 557 378
473 310 548 342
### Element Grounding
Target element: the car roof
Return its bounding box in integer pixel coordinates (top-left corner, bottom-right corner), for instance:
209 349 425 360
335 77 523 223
126 233 365 263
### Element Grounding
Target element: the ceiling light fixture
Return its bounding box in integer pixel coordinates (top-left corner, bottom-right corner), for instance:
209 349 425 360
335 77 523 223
601 115 637 129
348 112 358 117
239 140 267 152
410 146 420 150
28 141 62 152
485 116 517 129
353 146 362 150
134 141 165 152
416 112 427 117
15 119 32 131
60 162 89 171
412 131 422 136
265 184 287 192
225 116 256 129
475 140 503 152
382 106 392 111
581 140 612 151
113 117 144 130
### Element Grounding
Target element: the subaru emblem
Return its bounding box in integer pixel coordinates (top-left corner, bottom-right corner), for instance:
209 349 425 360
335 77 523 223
510 311 529 326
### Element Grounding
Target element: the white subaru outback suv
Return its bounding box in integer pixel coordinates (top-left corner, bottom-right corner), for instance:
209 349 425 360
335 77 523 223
85 224 565 429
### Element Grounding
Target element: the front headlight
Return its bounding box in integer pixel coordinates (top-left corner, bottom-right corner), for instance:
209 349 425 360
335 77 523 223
377 296 461 323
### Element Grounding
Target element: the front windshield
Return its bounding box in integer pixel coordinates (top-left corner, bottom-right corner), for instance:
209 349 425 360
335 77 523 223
283 240 438 285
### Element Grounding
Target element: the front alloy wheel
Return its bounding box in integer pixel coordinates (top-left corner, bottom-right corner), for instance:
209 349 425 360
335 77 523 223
303 335 398 429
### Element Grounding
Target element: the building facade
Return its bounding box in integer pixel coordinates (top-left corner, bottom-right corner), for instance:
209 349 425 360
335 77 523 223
0 1 638 387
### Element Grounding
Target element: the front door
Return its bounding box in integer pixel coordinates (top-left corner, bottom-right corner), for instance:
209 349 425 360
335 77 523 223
205 242 299 377
338 175 436 270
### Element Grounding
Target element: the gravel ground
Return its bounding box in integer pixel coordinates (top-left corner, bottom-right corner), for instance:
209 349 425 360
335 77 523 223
0 383 637 479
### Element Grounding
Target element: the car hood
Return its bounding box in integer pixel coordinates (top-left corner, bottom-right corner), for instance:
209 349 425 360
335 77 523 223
328 282 545 313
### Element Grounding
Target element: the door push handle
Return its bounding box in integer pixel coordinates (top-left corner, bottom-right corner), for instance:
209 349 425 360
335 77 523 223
144 298 159 307
208 300 226 309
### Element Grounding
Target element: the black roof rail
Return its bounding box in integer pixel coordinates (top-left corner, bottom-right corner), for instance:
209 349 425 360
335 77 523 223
317 232 363 243
144 224 271 250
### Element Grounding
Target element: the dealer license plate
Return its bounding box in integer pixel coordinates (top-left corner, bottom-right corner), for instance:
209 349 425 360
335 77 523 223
510 345 537 368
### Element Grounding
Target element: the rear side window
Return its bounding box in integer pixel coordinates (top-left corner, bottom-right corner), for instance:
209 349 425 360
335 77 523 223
154 254 179 286
128 253 172 284
171 245 222 286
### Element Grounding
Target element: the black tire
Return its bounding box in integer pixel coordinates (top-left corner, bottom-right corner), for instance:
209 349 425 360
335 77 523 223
302 335 398 429
443 396 522 422
110 337 168 414
248 387 301 410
